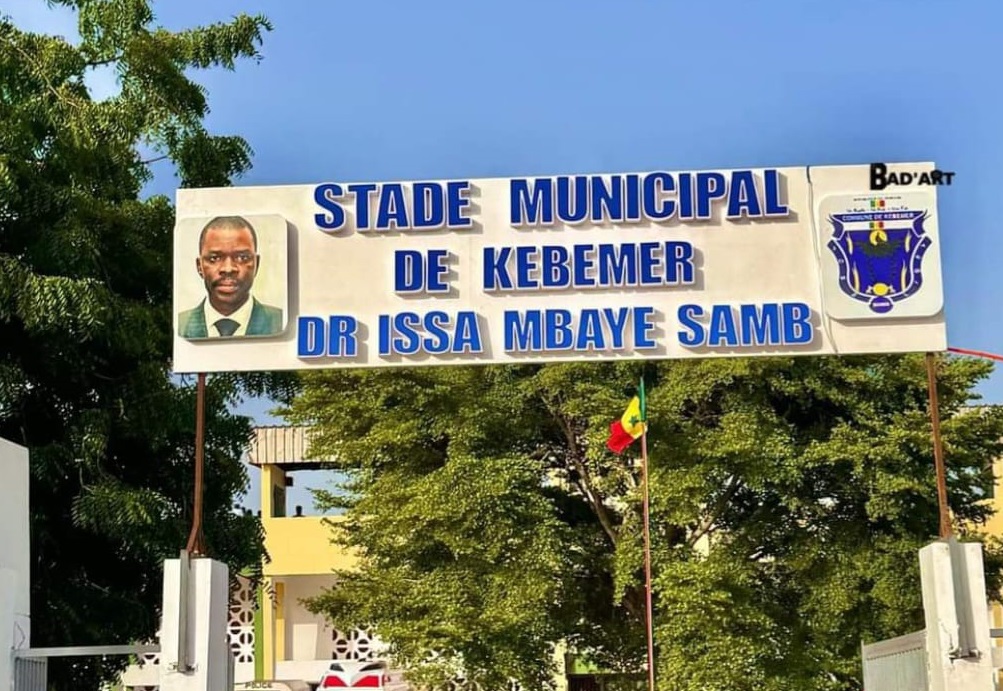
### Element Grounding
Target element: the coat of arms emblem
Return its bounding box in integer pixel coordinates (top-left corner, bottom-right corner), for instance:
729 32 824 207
826 198 932 314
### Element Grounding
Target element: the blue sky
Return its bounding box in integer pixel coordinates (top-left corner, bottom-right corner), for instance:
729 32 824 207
7 0 1003 508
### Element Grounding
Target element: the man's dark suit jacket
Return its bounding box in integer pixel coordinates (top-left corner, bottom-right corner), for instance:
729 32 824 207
177 298 284 339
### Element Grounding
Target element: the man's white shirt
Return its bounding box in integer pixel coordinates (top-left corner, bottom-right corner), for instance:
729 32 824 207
203 295 254 337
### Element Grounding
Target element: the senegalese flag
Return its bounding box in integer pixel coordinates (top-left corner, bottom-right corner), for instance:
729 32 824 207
606 378 647 454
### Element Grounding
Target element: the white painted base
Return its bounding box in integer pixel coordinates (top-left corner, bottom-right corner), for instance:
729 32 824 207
920 539 995 691
158 557 232 691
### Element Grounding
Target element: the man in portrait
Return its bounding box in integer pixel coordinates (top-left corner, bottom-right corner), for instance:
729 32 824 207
178 215 284 339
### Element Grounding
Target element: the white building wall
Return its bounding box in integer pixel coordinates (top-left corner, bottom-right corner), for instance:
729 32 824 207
0 437 30 650
282 575 342 661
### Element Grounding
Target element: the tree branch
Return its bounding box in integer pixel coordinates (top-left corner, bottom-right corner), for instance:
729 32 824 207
86 55 123 67
12 42 82 110
544 398 619 547
622 585 644 621
140 154 170 165
687 476 742 548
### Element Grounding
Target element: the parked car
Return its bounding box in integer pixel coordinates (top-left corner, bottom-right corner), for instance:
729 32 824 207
319 660 390 689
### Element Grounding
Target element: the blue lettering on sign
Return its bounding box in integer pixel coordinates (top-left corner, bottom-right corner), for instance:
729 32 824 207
573 245 594 287
545 310 575 349
484 242 695 291
378 311 483 356
591 177 623 222
557 177 589 224
413 182 445 228
643 173 674 220
347 183 377 230
542 246 570 288
314 184 346 231
676 302 813 348
727 171 760 218
483 247 513 290
764 170 787 216
503 306 656 352
695 172 726 219
375 183 408 230
508 170 789 225
447 181 473 228
394 250 450 294
633 306 657 348
625 174 642 221
511 178 554 226
312 181 473 232
297 315 358 358
781 303 812 343
298 316 326 357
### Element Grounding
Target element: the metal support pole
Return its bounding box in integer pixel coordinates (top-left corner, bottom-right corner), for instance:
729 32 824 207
176 548 191 673
925 353 952 539
174 373 205 676
185 373 207 556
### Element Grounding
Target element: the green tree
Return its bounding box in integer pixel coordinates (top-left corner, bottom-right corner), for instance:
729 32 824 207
281 355 1003 691
0 2 272 688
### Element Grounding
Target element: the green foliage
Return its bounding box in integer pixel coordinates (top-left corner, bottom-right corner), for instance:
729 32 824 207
281 355 1003 691
1 2 272 688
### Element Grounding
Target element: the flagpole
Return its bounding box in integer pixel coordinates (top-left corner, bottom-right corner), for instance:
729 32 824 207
641 426 655 691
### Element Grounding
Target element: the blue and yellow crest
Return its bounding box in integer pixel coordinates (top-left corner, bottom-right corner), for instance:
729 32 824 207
827 199 932 314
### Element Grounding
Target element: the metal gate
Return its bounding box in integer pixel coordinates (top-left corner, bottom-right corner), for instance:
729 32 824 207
861 630 928 691
13 658 45 691
12 645 160 691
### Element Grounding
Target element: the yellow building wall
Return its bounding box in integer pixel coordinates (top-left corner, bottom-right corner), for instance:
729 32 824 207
261 578 278 677
984 457 1003 538
259 463 359 577
262 516 359 577
261 464 286 519
257 461 362 676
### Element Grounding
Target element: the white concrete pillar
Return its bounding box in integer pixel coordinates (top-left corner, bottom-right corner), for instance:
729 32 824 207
158 557 232 691
0 568 14 691
920 539 995 691
0 438 30 651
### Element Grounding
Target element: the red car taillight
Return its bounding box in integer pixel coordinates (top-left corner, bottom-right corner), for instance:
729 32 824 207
353 674 382 688
320 675 347 688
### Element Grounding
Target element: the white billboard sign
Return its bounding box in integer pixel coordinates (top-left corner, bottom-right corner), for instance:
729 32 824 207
172 162 946 373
